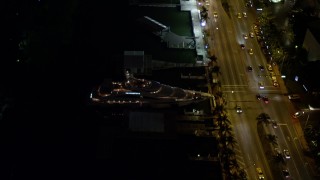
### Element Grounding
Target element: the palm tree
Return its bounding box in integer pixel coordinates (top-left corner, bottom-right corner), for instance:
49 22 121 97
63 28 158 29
228 158 240 178
221 146 236 159
200 6 208 19
273 153 284 163
258 11 272 27
257 113 270 124
214 104 224 114
201 13 208 21
211 65 221 75
217 113 229 128
209 55 217 63
216 91 223 97
238 168 247 179
225 134 237 148
221 123 233 136
266 134 278 145
220 147 236 178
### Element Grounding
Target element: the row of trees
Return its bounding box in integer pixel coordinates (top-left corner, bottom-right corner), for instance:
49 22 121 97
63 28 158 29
209 57 247 179
256 6 309 78
214 101 247 179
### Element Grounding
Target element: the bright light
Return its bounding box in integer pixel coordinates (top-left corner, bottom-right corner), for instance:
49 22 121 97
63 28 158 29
303 84 308 91
125 92 140 95
270 0 282 3
92 98 100 102
201 20 206 27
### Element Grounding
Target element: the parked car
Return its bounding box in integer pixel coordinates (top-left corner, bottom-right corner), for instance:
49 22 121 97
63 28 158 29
243 12 247 18
249 32 254 38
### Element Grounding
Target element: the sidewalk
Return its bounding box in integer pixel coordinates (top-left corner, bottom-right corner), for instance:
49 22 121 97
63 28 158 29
180 0 209 65
272 64 288 95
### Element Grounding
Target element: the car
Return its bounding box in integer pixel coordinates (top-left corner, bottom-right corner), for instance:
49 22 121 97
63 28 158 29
256 168 265 179
213 12 218 18
236 106 243 113
205 0 210 6
243 12 247 18
248 48 253 55
288 94 300 100
247 65 253 71
283 149 290 159
256 94 262 100
249 32 254 38
273 80 279 87
243 34 248 39
282 169 290 178
237 12 242 18
275 148 281 155
256 35 262 41
293 111 303 118
267 64 273 71
240 44 245 49
271 120 278 128
246 0 253 7
262 96 269 103
258 65 264 71
258 82 264 89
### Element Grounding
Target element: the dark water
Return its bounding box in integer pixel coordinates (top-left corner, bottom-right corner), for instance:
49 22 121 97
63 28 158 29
1 1 222 179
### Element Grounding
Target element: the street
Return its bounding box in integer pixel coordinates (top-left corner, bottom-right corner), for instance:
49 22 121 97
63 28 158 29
206 0 314 179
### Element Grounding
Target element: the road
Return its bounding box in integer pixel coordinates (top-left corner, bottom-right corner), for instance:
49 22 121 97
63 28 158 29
206 0 314 179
